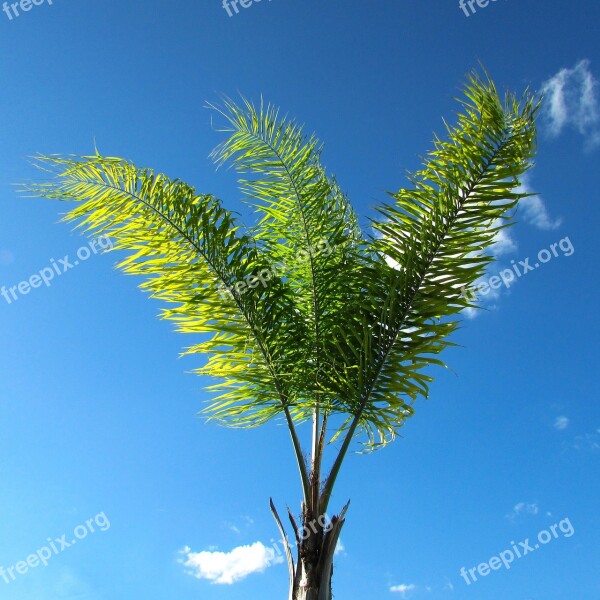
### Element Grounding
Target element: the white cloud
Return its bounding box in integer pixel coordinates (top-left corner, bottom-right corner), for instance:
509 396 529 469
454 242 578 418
390 583 416 596
463 173 560 320
554 416 569 430
179 542 283 585
520 195 562 230
490 223 518 257
573 429 600 451
516 176 562 231
226 515 255 534
507 502 539 520
335 539 345 555
488 171 561 259
541 59 600 149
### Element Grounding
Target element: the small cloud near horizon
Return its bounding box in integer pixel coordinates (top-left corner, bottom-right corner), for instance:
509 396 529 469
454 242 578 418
507 502 539 520
179 542 283 585
390 583 416 597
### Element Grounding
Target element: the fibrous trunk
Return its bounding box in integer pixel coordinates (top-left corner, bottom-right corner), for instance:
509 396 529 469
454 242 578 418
270 498 349 600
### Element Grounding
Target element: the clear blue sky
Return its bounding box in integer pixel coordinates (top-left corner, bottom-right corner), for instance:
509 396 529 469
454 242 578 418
1 1 599 599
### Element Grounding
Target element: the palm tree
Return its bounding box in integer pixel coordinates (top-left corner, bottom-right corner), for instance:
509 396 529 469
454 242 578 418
22 71 538 600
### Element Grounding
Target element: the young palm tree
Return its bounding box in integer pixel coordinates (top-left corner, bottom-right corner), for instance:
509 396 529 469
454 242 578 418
23 71 538 600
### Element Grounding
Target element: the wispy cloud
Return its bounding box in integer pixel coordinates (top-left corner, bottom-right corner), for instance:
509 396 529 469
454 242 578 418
463 173 561 321
488 171 561 260
179 542 283 585
390 583 416 596
489 219 518 257
516 176 562 231
554 416 570 430
573 428 600 452
335 539 345 555
541 59 600 150
225 515 254 535
507 502 539 520
520 194 562 230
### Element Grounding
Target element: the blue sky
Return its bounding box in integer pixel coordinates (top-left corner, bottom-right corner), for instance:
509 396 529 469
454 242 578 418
1 1 599 599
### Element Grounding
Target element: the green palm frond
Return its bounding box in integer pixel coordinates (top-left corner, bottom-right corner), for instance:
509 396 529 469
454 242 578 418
208 97 369 423
21 154 313 430
365 74 537 430
22 71 540 511
320 72 539 508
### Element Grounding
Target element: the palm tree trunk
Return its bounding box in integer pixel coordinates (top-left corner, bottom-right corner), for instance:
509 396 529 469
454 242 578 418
298 503 349 599
272 499 348 600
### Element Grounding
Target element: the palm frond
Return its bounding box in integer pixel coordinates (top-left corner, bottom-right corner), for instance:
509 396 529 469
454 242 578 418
20 154 311 429
321 73 539 507
208 97 369 427
21 72 541 513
